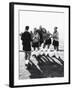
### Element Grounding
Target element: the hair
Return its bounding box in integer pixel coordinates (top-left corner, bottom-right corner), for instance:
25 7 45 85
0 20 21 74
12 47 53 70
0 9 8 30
25 26 29 30
54 27 58 30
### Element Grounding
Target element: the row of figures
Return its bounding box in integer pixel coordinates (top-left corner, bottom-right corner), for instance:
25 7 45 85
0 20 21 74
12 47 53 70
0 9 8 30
30 26 59 51
20 26 62 68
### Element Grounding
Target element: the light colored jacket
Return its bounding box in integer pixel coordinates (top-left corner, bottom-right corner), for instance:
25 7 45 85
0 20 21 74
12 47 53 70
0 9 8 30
33 33 40 43
53 31 59 41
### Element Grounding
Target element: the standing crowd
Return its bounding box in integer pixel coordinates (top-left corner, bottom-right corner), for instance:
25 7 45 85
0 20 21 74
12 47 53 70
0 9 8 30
20 26 59 67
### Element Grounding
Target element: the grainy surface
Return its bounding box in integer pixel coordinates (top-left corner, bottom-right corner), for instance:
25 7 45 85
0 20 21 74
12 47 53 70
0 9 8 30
19 50 64 79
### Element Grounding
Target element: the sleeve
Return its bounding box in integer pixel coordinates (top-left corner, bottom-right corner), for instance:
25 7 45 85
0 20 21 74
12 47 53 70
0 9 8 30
29 33 32 41
21 33 25 41
21 34 23 40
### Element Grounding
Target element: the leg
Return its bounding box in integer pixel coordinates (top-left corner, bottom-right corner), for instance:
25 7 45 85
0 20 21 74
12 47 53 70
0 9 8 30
57 46 59 51
43 43 45 48
33 45 35 50
25 51 29 66
34 47 36 50
57 41 59 51
27 51 31 60
54 46 56 50
53 40 56 50
48 44 50 49
38 47 39 50
32 43 35 51
25 51 27 60
37 42 39 50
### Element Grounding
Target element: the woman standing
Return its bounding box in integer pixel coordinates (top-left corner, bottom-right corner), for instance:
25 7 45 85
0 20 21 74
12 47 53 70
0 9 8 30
52 27 59 51
32 28 40 50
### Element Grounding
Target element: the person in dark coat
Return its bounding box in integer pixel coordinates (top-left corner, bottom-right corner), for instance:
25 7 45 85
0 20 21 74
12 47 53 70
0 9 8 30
21 26 32 65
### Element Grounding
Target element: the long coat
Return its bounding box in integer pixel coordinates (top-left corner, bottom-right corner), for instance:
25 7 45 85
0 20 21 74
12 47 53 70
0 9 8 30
21 31 32 51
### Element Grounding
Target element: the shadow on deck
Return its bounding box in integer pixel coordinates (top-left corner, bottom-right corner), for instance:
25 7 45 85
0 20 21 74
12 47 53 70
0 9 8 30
26 55 64 79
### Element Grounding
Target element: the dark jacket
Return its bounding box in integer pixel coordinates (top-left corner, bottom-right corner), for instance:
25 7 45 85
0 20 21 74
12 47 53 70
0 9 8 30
21 31 32 51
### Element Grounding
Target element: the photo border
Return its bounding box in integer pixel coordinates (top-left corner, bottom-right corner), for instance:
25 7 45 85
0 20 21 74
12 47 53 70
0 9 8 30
9 2 70 88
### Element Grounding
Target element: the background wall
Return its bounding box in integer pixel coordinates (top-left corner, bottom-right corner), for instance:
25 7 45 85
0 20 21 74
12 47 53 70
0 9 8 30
0 0 71 89
19 7 65 50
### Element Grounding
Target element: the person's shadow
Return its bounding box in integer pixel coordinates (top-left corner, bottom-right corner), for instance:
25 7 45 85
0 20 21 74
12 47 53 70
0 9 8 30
27 61 43 79
27 55 64 79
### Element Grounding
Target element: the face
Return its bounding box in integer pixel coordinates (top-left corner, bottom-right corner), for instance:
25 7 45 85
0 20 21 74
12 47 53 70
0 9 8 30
34 29 37 34
39 26 42 29
48 31 49 33
54 27 57 32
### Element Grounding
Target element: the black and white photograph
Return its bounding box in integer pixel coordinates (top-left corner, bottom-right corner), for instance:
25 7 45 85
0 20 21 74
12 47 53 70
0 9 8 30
19 11 64 79
9 2 70 87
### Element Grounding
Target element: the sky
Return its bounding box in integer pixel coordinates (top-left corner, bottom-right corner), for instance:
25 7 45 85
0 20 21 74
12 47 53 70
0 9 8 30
19 10 65 40
19 10 65 50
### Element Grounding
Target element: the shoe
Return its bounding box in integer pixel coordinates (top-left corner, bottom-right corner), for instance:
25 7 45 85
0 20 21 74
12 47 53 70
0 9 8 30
25 63 29 69
25 60 29 65
52 55 56 57
25 62 31 69
47 54 49 56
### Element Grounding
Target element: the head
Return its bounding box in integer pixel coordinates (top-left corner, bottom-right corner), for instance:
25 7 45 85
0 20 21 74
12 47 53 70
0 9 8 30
25 26 29 31
54 27 58 33
48 31 50 34
39 25 42 30
34 28 36 31
48 31 49 33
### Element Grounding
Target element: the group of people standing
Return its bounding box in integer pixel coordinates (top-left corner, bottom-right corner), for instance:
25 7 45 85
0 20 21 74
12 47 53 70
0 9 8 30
21 26 59 67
